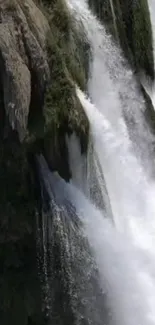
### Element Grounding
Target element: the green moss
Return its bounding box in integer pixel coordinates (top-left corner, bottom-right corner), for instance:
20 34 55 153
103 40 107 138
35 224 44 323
35 0 89 177
27 0 89 157
42 33 89 178
45 39 87 129
47 0 89 89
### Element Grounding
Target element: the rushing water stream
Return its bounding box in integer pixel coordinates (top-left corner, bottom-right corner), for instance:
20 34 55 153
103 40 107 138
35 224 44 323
38 0 155 324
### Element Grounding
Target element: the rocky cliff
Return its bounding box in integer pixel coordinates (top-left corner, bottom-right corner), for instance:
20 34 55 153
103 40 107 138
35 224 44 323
0 0 154 324
0 0 89 323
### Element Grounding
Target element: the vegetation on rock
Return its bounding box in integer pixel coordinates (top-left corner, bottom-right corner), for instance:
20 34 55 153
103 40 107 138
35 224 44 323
40 0 89 179
0 0 89 323
0 0 155 323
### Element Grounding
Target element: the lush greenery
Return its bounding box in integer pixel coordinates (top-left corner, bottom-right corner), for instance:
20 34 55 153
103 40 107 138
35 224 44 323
28 0 90 178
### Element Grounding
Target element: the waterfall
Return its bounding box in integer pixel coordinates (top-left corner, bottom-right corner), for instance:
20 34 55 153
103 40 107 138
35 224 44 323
38 154 155 325
66 132 113 217
76 89 153 229
66 180 155 325
37 155 109 325
67 0 155 176
38 0 155 324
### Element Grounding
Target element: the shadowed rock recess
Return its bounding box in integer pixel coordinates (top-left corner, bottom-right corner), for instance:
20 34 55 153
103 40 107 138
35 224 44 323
0 0 154 324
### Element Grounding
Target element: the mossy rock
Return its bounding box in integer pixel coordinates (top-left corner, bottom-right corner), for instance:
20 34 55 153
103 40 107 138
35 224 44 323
42 37 89 179
28 0 90 178
26 0 89 178
0 0 90 322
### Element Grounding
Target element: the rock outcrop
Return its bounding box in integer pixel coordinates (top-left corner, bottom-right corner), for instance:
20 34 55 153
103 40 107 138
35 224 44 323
0 0 89 323
0 0 50 141
1 0 155 323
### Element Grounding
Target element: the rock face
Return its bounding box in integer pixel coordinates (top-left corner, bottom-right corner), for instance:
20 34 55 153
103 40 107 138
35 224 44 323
0 0 89 323
0 0 155 323
0 0 50 141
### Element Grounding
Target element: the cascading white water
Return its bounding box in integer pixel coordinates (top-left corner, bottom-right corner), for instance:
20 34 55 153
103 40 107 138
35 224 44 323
63 0 155 324
38 0 155 324
38 155 111 325
39 162 155 325
66 133 113 217
67 0 155 176
65 181 155 325
66 0 155 240
76 89 155 233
